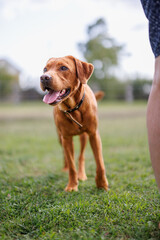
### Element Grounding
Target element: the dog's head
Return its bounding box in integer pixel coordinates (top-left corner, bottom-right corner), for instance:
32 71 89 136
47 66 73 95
40 56 94 105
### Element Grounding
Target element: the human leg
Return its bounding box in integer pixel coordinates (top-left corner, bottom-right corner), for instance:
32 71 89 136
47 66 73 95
147 55 160 190
140 0 160 189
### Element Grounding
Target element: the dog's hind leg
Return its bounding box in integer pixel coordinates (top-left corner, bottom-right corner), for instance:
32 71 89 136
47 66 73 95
57 129 68 171
78 132 88 181
62 151 68 172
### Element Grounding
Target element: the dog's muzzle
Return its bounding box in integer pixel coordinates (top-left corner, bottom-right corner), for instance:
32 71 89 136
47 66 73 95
40 74 52 89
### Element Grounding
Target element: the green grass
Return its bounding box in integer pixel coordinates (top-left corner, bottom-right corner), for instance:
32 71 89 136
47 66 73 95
0 101 160 240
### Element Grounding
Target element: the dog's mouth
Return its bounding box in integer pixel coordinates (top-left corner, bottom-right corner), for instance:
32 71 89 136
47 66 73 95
43 88 71 105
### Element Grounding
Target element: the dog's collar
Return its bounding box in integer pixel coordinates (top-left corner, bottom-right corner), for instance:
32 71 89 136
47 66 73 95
61 91 85 128
62 91 85 114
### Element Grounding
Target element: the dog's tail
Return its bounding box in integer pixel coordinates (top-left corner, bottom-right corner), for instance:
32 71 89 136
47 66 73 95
94 91 105 101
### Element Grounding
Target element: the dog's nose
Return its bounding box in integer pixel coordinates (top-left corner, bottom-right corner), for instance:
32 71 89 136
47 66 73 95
40 74 52 84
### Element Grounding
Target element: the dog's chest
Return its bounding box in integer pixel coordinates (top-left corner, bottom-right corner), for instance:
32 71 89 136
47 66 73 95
54 110 86 136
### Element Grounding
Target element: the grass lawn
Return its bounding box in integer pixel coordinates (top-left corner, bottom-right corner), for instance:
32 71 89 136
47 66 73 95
0 101 160 240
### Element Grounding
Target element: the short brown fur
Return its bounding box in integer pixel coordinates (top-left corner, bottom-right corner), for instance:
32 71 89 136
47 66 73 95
40 56 108 192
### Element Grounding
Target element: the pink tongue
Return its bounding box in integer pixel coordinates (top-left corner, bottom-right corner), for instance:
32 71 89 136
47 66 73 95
43 90 60 104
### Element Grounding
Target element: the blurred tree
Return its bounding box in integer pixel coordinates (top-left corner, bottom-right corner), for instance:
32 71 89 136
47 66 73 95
131 78 152 100
0 60 20 101
78 18 125 99
0 67 18 98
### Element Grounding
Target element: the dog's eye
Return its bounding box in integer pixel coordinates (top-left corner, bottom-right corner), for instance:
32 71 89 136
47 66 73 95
60 66 68 71
43 67 47 73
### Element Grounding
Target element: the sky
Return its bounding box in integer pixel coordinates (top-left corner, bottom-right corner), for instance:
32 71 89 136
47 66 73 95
0 0 154 90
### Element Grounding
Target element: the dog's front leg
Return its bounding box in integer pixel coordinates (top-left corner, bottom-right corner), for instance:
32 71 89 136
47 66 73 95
89 131 108 191
62 136 78 192
78 132 88 181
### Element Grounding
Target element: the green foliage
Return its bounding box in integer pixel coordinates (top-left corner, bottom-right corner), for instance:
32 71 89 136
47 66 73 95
0 102 160 239
131 78 152 100
78 18 125 99
99 76 126 100
0 67 17 98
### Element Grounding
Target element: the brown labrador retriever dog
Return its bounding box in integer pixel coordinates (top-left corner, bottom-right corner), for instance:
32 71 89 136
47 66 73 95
40 56 108 192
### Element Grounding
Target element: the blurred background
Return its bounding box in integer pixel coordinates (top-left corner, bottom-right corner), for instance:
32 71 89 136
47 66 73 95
0 0 154 103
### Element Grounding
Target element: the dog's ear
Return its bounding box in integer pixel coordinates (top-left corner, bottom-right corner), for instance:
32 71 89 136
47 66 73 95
74 58 94 84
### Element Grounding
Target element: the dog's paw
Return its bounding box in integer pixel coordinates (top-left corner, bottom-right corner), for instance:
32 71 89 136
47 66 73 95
96 176 109 191
97 183 108 191
78 172 87 181
65 184 78 192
